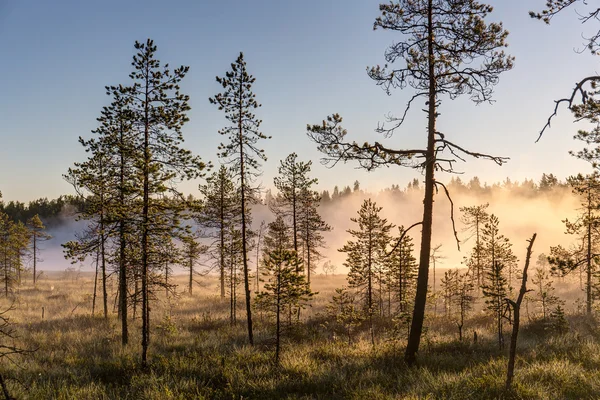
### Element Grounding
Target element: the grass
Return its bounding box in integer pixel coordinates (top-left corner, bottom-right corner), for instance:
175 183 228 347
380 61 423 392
1 273 599 399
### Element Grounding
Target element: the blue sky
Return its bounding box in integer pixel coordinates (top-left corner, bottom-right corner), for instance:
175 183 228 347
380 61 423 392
0 0 598 202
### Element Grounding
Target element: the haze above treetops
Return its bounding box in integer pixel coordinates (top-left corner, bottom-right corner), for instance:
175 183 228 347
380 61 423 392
0 175 580 273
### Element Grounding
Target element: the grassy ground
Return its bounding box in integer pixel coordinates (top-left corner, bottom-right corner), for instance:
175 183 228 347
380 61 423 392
1 273 599 399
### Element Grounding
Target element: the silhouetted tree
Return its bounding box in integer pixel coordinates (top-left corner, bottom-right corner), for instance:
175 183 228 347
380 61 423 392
197 166 239 299
481 214 516 349
272 153 317 257
461 204 490 287
210 52 269 345
298 189 331 286
341 199 393 345
307 0 513 365
386 226 417 316
26 215 51 288
256 248 314 365
127 39 208 365
548 173 600 314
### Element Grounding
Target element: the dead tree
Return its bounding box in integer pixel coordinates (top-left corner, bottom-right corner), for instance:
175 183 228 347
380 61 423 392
505 233 537 390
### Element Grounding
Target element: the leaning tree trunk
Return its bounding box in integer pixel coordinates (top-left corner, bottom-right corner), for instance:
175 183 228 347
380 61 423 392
405 0 436 365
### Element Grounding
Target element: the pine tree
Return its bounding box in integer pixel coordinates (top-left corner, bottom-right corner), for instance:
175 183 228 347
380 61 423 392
480 214 516 349
225 226 244 325
272 153 317 257
8 221 29 286
0 214 28 297
256 248 314 364
26 214 51 288
64 136 112 320
126 39 208 365
297 188 331 286
386 226 417 316
340 199 393 345
307 0 513 365
483 260 508 350
440 269 458 318
548 173 600 314
181 232 205 296
65 82 138 343
210 52 269 345
453 272 475 341
461 204 490 287
197 166 239 299
98 85 137 345
326 287 364 344
532 258 562 320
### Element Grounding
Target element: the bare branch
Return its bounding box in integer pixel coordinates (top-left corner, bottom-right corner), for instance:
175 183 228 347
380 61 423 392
537 76 600 141
437 138 509 166
386 221 423 257
434 180 460 251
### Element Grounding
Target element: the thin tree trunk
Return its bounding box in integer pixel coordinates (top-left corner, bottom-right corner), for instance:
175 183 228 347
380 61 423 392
32 234 37 287
101 229 107 319
141 67 151 367
255 223 263 292
405 0 436 366
587 189 592 314
238 74 253 345
133 272 138 319
275 265 281 365
3 245 8 298
118 123 128 345
506 234 537 390
220 187 226 299
92 248 99 316
189 255 193 296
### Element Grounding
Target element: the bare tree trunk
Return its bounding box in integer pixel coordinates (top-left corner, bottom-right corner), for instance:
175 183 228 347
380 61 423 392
255 222 263 292
405 0 436 365
101 229 107 320
587 191 592 314
220 189 226 299
238 78 253 345
32 234 37 287
275 266 281 365
506 233 537 390
92 248 99 316
141 69 151 367
118 124 128 345
189 255 193 296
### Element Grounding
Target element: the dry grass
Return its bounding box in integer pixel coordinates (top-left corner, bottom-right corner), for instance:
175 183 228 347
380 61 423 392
0 273 598 399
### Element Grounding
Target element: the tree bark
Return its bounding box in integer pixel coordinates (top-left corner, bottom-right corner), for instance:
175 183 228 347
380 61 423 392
506 233 537 390
405 0 436 366
141 64 150 367
118 122 128 345
238 73 254 345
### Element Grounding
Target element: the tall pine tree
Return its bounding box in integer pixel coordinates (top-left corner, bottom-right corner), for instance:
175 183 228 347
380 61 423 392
210 52 269 345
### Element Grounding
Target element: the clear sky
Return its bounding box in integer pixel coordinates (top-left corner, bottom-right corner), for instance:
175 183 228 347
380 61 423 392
0 0 598 202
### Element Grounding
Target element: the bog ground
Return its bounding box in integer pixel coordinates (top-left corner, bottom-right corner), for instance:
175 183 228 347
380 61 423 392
0 272 597 400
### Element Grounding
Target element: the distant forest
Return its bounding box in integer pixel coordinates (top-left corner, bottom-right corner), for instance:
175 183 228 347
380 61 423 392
0 172 566 226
